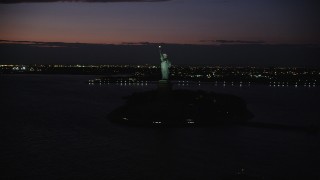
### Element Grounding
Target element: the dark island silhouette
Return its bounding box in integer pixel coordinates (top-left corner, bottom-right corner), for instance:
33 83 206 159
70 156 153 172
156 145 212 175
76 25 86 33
108 84 253 126
107 84 318 133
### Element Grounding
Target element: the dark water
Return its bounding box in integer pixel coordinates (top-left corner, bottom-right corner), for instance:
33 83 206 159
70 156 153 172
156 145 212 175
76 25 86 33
1 75 319 179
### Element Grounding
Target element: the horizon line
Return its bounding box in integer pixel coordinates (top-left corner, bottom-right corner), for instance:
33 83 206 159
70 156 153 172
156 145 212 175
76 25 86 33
1 39 320 46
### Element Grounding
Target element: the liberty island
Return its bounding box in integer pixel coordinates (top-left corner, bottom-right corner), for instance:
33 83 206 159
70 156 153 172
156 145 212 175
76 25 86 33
108 46 253 126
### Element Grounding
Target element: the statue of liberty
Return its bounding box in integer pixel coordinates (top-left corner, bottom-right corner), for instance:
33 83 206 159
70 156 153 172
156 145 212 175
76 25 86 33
159 46 171 80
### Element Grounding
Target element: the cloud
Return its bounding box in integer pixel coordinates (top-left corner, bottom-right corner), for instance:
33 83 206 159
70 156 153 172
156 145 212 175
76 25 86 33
0 40 72 48
200 39 266 45
0 0 170 3
121 41 161 45
216 40 266 44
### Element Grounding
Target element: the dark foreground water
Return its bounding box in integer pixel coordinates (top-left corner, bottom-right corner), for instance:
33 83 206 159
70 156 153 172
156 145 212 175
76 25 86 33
1 75 319 179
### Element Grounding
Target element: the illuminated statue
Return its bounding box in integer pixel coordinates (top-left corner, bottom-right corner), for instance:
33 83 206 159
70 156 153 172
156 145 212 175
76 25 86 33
159 46 171 80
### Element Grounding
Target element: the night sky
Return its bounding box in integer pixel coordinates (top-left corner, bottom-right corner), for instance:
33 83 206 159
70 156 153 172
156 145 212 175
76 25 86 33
0 0 320 66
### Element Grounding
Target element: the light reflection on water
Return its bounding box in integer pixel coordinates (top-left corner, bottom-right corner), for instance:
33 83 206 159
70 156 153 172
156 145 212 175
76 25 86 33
91 80 318 89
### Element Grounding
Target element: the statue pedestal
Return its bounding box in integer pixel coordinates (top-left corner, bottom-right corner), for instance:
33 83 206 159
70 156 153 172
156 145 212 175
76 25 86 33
157 80 172 94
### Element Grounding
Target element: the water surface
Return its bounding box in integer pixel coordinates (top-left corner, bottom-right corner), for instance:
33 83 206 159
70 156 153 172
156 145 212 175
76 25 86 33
1 75 319 179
